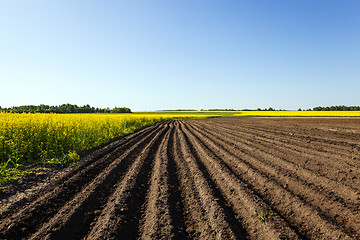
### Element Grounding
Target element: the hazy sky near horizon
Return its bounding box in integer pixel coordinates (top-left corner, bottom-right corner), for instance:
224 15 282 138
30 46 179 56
1 1 359 111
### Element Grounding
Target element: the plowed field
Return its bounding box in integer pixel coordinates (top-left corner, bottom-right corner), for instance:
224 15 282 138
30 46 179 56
1 117 360 239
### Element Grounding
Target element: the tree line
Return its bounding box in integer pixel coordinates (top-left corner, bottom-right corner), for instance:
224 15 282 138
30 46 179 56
0 104 132 114
207 108 287 111
311 106 360 111
249 106 360 111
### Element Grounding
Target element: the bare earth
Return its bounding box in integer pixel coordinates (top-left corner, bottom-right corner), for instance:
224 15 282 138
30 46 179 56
0 117 359 239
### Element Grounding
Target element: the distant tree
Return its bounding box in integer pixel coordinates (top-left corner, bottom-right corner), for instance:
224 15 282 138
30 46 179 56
312 105 360 111
110 107 132 113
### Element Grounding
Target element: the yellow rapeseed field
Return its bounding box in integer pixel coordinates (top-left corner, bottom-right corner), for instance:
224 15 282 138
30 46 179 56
235 111 360 117
0 112 214 169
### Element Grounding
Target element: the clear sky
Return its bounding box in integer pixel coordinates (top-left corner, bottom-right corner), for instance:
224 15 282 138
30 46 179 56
1 1 359 111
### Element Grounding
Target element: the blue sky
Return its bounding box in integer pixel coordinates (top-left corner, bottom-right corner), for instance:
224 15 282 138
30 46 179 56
1 1 359 110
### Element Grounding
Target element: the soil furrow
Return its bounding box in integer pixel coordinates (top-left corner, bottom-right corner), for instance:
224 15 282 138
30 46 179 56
172 122 238 239
84 123 170 239
202 121 360 185
28 122 171 240
208 118 360 149
192 121 360 207
207 120 359 168
248 123 360 145
165 124 190 239
190 122 360 236
186 122 360 238
0 123 163 239
139 122 174 240
202 119 359 160
194 121 360 214
178 121 302 240
176 122 248 240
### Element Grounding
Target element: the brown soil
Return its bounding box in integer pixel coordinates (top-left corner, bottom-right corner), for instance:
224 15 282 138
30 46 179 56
0 117 359 240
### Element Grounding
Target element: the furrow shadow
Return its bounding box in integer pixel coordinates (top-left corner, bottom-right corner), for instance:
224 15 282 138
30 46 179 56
166 123 190 239
111 124 170 239
178 122 249 240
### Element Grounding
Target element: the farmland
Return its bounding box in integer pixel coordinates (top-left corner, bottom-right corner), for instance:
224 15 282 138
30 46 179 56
0 117 359 239
1 110 358 179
